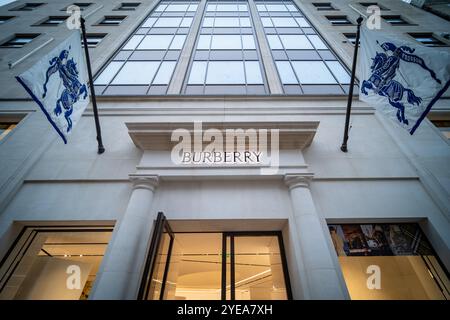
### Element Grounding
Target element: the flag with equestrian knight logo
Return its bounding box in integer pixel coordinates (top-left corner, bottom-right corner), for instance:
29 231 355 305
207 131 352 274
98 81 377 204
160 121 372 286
16 31 89 144
358 28 450 135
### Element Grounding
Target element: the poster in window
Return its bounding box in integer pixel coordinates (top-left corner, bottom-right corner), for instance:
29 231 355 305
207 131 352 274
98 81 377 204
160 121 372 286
360 224 393 256
382 224 416 255
341 225 370 256
328 225 349 256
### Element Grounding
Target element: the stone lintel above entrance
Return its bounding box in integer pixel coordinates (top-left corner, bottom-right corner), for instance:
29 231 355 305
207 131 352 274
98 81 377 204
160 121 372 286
126 121 319 150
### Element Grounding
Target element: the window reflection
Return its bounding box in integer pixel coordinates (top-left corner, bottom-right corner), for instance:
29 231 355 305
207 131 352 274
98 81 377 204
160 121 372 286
164 233 223 300
256 0 352 94
328 223 450 300
0 228 113 300
233 236 288 300
151 233 290 300
94 0 353 95
94 0 200 95
185 0 267 94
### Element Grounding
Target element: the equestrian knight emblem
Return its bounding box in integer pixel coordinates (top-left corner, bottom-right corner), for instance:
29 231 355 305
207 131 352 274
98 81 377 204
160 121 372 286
361 41 441 126
42 47 88 132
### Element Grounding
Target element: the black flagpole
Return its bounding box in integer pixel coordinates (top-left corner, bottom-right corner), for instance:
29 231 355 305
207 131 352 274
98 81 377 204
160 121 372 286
80 17 105 154
340 16 363 153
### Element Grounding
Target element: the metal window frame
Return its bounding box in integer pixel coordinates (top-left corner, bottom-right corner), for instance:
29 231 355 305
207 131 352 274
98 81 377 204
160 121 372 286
257 0 353 95
94 0 201 95
182 0 270 95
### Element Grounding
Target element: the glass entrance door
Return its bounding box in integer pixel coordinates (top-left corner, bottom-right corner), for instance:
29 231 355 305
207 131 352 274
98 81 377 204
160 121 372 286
139 226 292 300
224 233 292 300
138 212 174 300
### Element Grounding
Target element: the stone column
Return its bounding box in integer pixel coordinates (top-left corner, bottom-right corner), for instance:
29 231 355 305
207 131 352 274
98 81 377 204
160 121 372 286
285 175 348 299
90 176 159 300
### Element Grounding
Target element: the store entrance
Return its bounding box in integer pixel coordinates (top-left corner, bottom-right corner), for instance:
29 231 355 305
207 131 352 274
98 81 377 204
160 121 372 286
138 213 292 300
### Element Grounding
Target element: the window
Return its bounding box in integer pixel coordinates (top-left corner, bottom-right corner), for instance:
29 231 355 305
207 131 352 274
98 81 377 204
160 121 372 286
0 34 39 48
409 33 447 47
62 3 92 10
257 0 352 95
291 61 338 84
326 15 353 25
312 2 337 11
429 119 450 139
0 226 113 300
83 33 107 47
10 3 44 11
328 223 449 300
0 122 17 141
39 16 68 26
98 15 127 25
382 15 410 25
359 2 388 10
95 0 200 95
116 2 140 10
184 1 266 95
0 16 14 24
343 33 358 45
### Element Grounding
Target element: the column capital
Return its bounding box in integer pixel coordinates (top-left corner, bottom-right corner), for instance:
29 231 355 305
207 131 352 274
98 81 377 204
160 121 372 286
130 175 159 192
284 174 312 190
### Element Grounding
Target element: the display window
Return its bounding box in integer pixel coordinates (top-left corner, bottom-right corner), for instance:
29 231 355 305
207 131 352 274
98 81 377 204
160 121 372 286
328 223 449 300
0 226 113 300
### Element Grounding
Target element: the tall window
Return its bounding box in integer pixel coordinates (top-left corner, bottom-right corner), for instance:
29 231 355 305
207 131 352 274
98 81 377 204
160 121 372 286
184 0 267 94
94 1 200 95
256 0 351 94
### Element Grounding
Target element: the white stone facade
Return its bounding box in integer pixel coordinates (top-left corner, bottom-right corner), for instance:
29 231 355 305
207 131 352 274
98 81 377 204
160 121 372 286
0 0 449 300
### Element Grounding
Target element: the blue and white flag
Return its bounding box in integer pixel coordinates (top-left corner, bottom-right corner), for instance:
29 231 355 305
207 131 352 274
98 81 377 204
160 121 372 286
358 28 450 134
16 31 89 143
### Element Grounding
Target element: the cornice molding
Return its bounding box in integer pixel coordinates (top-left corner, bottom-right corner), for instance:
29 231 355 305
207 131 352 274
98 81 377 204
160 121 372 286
126 121 320 151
